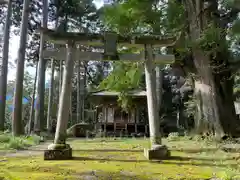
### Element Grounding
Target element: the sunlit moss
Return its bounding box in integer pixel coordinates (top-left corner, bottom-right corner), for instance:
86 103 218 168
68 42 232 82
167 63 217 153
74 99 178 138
0 138 239 180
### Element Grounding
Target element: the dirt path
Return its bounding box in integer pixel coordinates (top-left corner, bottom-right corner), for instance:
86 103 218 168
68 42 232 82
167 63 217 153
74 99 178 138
0 140 52 158
0 138 79 158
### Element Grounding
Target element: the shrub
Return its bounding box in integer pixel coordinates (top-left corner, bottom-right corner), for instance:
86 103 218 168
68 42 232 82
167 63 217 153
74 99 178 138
0 132 42 150
167 132 181 141
0 133 11 143
25 135 41 145
4 137 27 150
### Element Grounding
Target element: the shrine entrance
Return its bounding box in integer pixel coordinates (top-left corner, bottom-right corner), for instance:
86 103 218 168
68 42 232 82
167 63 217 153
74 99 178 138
39 28 178 160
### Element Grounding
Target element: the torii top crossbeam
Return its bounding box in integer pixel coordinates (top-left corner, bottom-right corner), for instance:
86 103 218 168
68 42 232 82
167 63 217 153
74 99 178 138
38 28 178 63
38 27 179 47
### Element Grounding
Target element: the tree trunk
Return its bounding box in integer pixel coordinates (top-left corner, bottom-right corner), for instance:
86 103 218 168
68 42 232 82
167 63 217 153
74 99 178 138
27 61 38 134
145 44 162 146
76 60 81 123
194 80 220 135
82 64 86 121
12 0 30 136
46 59 55 133
34 60 46 133
54 42 75 144
52 10 59 122
69 90 72 126
0 0 12 131
34 0 48 134
59 59 63 98
184 0 240 137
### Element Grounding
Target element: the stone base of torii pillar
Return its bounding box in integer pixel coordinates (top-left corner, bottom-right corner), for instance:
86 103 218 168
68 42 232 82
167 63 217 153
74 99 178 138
44 143 72 160
144 145 170 160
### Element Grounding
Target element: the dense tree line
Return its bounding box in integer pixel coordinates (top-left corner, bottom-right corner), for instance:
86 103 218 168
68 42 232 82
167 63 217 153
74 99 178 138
0 0 240 139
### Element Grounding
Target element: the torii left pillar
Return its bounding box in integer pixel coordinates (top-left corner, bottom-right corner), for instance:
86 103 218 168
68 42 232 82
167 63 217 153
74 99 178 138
143 44 170 160
44 41 75 160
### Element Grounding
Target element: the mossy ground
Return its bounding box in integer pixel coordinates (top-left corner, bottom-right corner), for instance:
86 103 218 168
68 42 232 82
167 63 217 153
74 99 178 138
0 137 240 180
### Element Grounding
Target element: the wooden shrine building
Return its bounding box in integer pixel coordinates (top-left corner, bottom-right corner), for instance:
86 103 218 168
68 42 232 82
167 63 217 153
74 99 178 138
90 90 149 136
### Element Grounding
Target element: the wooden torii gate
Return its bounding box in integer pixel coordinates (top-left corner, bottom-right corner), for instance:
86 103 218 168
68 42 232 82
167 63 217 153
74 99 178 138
40 28 177 160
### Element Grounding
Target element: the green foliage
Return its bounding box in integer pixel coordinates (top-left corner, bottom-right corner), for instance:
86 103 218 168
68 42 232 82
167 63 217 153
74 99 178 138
165 0 185 32
4 71 36 131
0 132 41 150
223 0 240 10
0 132 11 143
167 132 180 141
232 19 240 35
103 3 139 34
196 24 228 55
99 62 143 110
100 62 143 91
102 0 171 34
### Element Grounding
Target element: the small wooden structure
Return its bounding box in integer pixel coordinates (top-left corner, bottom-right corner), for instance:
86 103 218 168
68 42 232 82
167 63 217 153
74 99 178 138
90 90 149 135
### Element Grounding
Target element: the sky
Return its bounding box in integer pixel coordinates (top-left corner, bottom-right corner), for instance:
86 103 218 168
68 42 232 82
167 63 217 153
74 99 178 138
7 0 104 82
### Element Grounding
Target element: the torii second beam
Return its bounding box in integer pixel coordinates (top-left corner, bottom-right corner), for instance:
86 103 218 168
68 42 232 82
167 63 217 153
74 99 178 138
43 48 175 64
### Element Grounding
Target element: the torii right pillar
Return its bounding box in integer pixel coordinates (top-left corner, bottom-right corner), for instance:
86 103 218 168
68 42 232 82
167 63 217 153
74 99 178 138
144 44 170 160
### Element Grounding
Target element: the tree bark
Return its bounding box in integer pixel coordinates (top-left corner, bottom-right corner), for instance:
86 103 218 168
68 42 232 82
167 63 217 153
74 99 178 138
27 62 38 134
77 60 81 123
54 42 75 144
34 59 46 133
12 0 30 136
0 0 12 131
184 0 240 137
82 64 86 121
47 59 55 133
69 90 72 126
145 44 162 146
34 0 48 134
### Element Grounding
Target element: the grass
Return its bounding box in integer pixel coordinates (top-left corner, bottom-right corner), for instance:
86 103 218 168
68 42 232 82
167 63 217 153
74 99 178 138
0 136 240 180
0 132 41 151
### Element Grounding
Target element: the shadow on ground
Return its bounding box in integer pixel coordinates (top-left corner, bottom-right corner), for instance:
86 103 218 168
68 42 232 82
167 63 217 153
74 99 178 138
71 155 237 169
74 149 142 152
73 171 205 180
170 147 219 153
25 147 220 153
73 171 152 180
22 147 237 156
